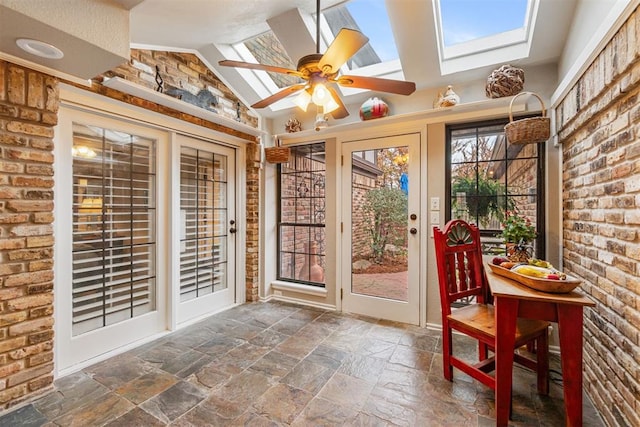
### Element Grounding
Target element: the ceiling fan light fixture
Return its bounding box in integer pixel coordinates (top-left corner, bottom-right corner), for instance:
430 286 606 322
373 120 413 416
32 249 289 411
293 90 312 111
314 112 329 131
311 83 330 105
323 96 340 114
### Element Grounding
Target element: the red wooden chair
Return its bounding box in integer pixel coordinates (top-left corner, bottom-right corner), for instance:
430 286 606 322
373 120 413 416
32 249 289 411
433 219 549 396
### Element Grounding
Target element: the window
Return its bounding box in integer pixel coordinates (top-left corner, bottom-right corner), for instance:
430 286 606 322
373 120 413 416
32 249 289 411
434 0 536 74
322 0 399 70
278 143 326 286
179 147 229 301
71 124 157 335
446 119 544 257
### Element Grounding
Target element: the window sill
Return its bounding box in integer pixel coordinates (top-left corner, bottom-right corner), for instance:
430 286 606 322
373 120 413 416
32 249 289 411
271 280 328 297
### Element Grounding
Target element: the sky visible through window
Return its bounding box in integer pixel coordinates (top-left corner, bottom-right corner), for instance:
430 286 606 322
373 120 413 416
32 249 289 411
440 0 528 46
344 0 397 62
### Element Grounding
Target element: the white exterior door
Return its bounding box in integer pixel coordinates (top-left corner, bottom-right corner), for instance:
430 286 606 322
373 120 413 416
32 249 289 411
341 133 421 324
55 109 169 373
175 135 236 325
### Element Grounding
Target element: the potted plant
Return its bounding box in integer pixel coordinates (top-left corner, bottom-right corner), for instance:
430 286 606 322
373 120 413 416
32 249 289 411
501 209 536 262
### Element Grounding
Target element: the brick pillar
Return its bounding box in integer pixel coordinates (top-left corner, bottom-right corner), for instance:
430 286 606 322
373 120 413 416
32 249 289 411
245 141 260 302
0 60 58 409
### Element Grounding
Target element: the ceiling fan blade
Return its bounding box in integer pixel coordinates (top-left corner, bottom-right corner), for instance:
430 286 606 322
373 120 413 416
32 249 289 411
218 60 303 78
326 86 349 119
251 84 307 109
337 75 416 95
319 28 369 75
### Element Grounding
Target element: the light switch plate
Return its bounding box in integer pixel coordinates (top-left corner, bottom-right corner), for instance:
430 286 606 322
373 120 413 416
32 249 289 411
430 197 440 211
430 211 440 224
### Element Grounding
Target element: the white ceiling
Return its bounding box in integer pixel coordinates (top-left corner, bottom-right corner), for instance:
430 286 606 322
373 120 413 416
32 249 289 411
127 0 577 119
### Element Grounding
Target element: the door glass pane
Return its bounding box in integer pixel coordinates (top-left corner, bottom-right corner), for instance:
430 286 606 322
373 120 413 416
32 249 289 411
351 147 409 301
180 147 229 302
71 123 157 336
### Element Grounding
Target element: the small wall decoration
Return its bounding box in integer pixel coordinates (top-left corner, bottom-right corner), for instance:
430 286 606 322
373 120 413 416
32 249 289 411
264 137 291 164
504 92 550 144
486 64 525 98
285 117 302 133
154 65 164 93
164 86 219 113
359 97 389 120
436 85 460 108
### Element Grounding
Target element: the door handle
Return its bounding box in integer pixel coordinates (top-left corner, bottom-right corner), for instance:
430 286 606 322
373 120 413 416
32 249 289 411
410 228 418 235
229 227 237 234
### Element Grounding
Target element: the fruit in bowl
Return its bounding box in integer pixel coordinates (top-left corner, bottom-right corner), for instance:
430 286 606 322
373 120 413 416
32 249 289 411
492 256 509 265
512 264 566 280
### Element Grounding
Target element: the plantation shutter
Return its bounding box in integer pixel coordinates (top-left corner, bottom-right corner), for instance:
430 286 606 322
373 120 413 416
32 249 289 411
71 124 157 336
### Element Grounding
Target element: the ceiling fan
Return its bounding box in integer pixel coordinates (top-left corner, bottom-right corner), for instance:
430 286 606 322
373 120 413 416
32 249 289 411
218 0 416 119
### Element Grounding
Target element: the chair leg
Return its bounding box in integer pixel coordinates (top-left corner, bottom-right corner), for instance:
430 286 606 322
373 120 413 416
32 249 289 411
479 341 489 361
442 326 453 381
536 332 549 395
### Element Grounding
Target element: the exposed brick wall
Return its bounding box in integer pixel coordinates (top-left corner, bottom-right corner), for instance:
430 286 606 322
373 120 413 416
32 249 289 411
0 60 57 409
104 49 258 129
245 142 260 302
244 32 301 89
556 9 640 427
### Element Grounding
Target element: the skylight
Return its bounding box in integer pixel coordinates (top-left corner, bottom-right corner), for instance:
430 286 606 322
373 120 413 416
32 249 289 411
321 0 400 72
243 31 302 89
440 0 528 47
434 0 537 75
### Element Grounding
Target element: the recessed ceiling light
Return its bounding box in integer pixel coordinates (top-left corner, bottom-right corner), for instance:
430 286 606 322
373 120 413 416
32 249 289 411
16 38 64 60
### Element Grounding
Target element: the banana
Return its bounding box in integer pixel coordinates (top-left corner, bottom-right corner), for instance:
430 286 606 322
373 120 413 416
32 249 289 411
512 265 554 278
513 264 567 280
528 258 553 269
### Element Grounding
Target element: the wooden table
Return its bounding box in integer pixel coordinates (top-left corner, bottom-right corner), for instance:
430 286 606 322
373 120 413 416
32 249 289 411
486 269 595 427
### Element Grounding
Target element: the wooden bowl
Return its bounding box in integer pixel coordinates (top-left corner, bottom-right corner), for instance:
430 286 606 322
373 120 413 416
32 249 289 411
486 263 581 293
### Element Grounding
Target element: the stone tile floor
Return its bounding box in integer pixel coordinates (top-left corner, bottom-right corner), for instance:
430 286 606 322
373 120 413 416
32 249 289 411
0 301 604 426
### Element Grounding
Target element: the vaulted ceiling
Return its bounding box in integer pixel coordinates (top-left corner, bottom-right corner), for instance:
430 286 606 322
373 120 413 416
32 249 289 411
0 0 579 120
128 0 577 118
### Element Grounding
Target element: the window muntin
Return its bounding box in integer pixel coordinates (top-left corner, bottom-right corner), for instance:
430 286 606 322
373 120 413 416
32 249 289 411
446 120 544 257
72 123 157 336
278 143 326 287
179 147 230 301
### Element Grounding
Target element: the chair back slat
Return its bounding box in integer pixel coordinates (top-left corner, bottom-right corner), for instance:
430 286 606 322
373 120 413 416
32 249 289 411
434 220 487 313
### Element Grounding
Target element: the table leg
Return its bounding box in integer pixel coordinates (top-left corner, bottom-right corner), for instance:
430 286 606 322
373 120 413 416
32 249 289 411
558 304 584 427
494 297 519 427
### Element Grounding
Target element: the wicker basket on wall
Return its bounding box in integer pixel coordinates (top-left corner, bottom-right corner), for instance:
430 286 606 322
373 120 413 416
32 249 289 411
486 65 525 98
504 92 550 145
265 138 290 164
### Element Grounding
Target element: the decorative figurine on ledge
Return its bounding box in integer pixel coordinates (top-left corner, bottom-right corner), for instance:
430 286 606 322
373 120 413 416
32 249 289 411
359 97 389 120
285 117 302 133
436 85 460 108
